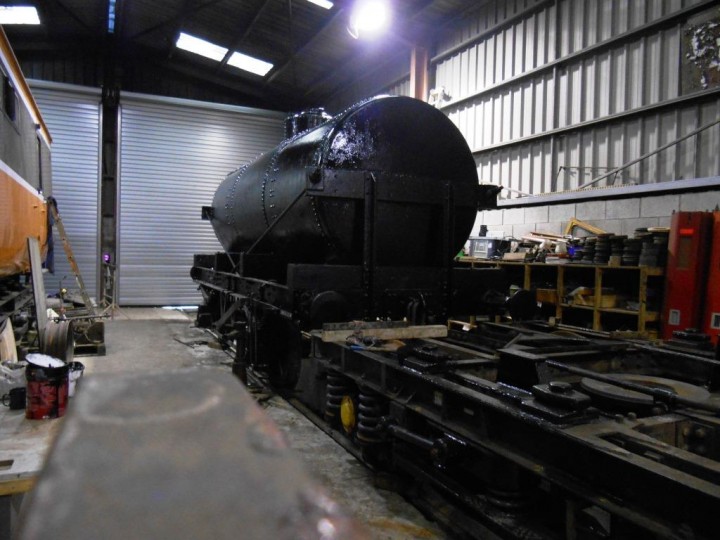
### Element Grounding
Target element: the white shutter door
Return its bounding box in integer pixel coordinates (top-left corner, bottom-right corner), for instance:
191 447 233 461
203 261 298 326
31 83 101 300
118 94 283 305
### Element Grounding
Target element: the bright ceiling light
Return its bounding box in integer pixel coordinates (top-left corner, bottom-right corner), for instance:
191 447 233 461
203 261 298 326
348 0 390 39
176 32 228 62
0 6 40 25
227 51 273 77
306 0 333 8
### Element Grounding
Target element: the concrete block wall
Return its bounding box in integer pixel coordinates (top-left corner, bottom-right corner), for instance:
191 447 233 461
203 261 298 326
473 189 720 239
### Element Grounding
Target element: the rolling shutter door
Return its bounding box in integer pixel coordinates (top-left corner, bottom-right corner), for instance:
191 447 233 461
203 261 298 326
31 83 101 300
118 94 284 305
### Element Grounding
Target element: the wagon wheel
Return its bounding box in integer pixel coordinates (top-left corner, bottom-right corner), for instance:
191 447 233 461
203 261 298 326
41 320 75 362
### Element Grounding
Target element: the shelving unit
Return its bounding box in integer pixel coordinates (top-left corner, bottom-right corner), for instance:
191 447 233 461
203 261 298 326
459 258 664 339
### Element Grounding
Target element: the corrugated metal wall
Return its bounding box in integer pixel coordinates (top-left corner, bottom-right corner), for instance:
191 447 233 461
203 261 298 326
434 0 720 199
118 94 284 305
31 82 101 298
387 78 411 99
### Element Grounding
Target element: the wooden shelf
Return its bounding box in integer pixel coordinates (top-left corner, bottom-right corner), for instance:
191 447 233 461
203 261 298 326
562 303 593 311
458 258 665 339
458 257 663 273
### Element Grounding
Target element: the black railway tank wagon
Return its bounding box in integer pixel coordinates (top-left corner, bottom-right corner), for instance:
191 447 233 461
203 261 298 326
192 96 720 538
191 95 507 386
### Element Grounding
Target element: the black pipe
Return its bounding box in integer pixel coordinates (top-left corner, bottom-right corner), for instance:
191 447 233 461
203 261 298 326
362 173 375 319
387 424 436 451
442 182 454 319
632 342 720 367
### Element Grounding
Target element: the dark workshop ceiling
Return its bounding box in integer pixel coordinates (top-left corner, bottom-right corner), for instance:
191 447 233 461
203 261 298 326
3 0 479 111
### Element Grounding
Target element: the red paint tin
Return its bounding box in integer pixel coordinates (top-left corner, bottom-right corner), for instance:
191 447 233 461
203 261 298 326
25 354 69 420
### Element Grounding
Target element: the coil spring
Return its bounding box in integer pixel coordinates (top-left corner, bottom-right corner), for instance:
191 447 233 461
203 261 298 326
325 371 349 421
357 389 384 445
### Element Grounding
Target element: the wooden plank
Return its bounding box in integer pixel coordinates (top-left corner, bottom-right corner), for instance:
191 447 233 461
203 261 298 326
27 237 47 336
593 267 602 331
502 252 531 261
448 319 477 331
321 324 448 343
523 265 531 290
639 266 647 333
556 266 565 321
0 477 34 497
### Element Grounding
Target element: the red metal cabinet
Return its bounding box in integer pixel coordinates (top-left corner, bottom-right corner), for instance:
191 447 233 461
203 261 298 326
703 211 720 344
662 211 713 340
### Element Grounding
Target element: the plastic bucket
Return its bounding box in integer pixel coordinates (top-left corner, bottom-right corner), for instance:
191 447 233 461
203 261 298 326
25 353 69 420
68 361 85 397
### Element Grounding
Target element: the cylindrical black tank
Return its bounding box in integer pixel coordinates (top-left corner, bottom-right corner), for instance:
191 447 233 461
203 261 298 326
210 96 479 267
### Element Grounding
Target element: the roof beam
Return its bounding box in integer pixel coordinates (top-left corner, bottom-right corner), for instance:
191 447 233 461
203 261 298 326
165 0 201 59
111 0 129 38
264 4 347 85
303 40 405 99
128 0 225 41
8 36 99 53
130 42 294 107
41 0 96 34
215 0 274 73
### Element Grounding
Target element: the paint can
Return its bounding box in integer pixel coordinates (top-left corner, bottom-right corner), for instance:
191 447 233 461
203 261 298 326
25 353 69 420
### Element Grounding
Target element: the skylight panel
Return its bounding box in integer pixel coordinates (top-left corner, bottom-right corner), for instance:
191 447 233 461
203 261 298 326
176 32 228 62
107 0 116 33
175 31 273 77
306 0 333 9
227 51 273 77
0 6 40 25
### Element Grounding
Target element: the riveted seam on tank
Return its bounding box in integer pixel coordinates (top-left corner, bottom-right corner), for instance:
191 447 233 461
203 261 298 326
226 162 250 237
309 196 336 250
263 138 293 226
311 136 334 249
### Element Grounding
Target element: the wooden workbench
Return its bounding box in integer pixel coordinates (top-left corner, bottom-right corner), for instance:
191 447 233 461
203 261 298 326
0 408 61 539
0 409 60 495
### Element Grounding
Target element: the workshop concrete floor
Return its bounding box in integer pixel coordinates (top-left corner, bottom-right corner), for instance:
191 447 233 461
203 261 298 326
79 308 442 539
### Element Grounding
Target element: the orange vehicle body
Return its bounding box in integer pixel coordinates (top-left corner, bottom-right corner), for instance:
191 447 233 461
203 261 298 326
0 164 47 277
0 26 52 278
